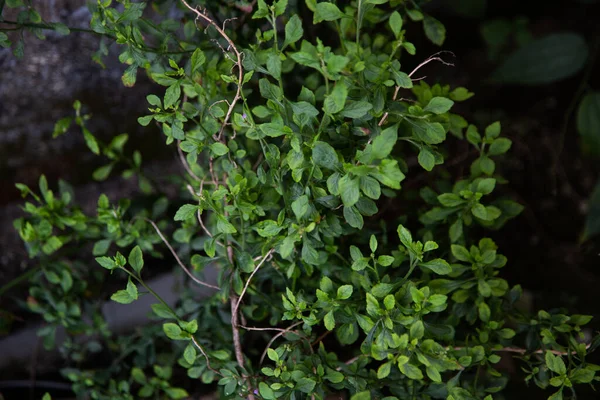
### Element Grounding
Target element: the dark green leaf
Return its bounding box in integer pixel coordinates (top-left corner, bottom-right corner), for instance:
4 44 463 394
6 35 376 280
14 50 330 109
492 33 588 85
423 15 446 46
312 141 340 169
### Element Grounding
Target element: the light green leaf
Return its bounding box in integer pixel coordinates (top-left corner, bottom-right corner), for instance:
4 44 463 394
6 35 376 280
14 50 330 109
111 289 134 304
419 258 452 275
389 11 403 38
128 246 144 274
423 97 454 114
418 149 435 171
314 3 345 23
174 204 199 221
324 310 335 330
164 82 181 108
210 142 229 156
292 195 309 219
324 81 348 114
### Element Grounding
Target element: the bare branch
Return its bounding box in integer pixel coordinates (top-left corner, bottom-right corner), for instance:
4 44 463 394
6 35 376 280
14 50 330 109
378 51 455 126
177 141 201 181
145 218 220 290
180 0 243 141
191 336 222 376
233 249 275 318
259 321 304 365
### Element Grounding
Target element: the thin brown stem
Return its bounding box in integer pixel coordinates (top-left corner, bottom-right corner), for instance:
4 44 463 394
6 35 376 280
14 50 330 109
145 218 220 290
259 321 304 365
180 0 243 141
233 249 275 318
378 51 455 126
191 336 223 376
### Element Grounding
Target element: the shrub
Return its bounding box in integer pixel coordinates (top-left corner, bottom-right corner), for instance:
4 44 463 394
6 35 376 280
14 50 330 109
4 1 600 399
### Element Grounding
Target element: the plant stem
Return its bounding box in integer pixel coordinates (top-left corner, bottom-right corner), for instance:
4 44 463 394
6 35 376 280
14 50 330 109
0 264 42 297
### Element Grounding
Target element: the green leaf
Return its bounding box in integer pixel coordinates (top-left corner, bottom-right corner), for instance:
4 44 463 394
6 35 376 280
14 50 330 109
476 178 496 195
399 362 423 380
340 101 373 118
389 11 403 38
183 343 196 364
450 87 475 101
292 195 309 219
337 285 353 300
174 204 198 221
478 302 491 322
164 82 181 108
324 310 335 330
284 15 304 48
423 15 446 46
338 175 360 207
92 164 114 181
488 137 512 155
267 53 282 79
372 124 398 159
410 320 424 339
360 176 381 200
451 245 471 262
545 352 567 375
121 65 137 87
420 259 452 275
324 81 348 114
128 246 144 274
312 141 340 170
485 121 501 139
314 3 345 23
96 256 117 270
492 33 589 85
577 92 600 155
426 366 442 382
164 388 188 399
111 289 134 304
259 382 275 399
397 224 413 248
163 322 183 340
83 128 100 155
53 117 72 138
255 220 283 237
350 391 371 400
343 206 364 229
152 303 176 319
418 149 435 171
210 142 229 156
259 78 282 101
377 362 392 379
217 215 237 234
191 48 206 72
423 97 454 114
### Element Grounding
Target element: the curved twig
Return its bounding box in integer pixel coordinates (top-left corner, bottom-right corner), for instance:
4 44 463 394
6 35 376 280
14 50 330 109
180 0 243 141
145 218 220 290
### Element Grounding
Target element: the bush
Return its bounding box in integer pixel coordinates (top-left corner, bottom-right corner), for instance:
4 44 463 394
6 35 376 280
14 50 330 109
4 1 600 399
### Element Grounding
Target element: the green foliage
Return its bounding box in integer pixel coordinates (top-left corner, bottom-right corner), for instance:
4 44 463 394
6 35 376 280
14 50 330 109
4 1 599 400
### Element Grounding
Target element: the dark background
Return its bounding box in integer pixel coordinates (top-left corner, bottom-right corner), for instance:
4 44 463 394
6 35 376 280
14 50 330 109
1 0 600 398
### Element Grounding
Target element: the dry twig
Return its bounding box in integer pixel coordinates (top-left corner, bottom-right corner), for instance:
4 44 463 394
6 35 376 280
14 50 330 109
378 51 455 126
